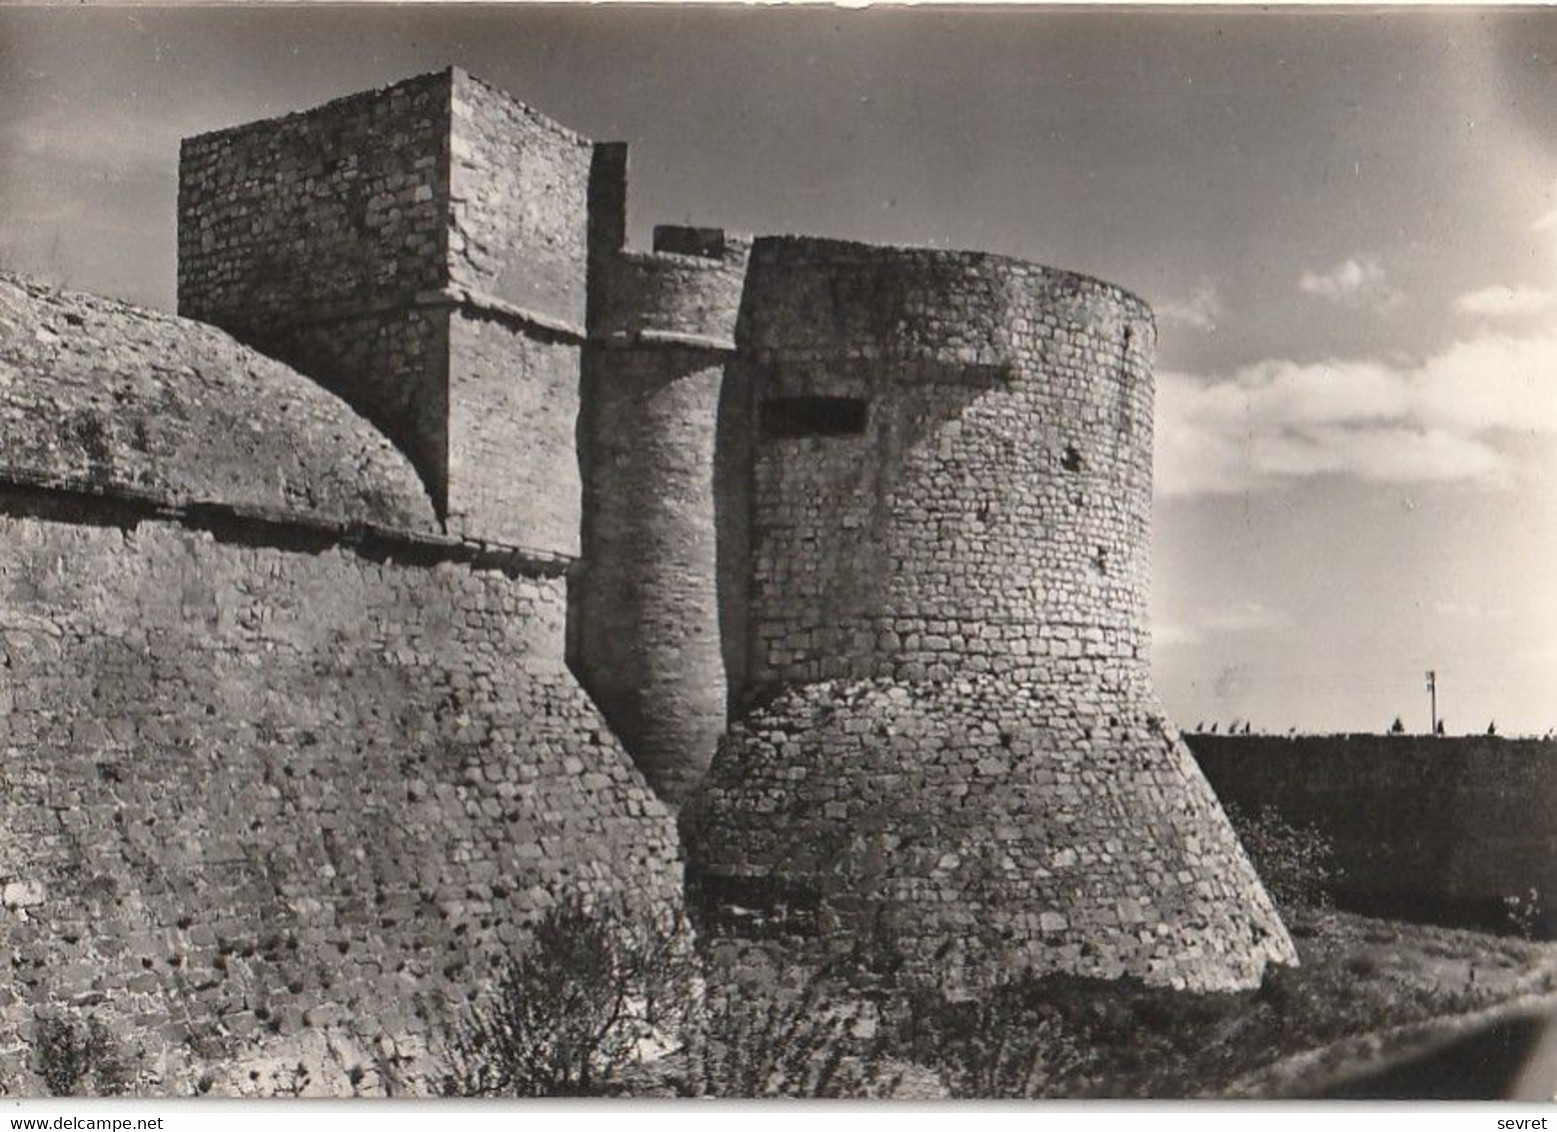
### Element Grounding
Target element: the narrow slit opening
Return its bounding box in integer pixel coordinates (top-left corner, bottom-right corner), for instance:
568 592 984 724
759 396 869 439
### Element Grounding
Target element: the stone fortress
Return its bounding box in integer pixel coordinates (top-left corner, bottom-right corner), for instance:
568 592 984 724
0 68 1294 1092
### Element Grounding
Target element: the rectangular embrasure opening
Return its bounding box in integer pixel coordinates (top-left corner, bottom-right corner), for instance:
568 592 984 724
759 396 869 439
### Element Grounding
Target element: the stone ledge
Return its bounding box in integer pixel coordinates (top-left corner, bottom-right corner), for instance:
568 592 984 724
417 287 587 343
593 328 737 353
0 472 575 577
210 286 590 345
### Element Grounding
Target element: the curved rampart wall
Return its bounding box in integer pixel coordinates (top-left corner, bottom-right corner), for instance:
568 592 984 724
732 238 1156 708
0 272 438 535
0 271 681 1094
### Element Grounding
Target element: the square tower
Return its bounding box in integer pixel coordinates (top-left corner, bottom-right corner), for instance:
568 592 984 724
178 68 595 557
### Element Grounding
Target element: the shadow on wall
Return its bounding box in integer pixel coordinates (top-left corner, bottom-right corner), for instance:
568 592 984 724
570 345 732 806
719 356 1012 716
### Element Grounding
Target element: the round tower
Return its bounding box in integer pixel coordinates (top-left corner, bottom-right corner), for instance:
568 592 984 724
727 238 1156 707
686 237 1296 992
573 220 751 807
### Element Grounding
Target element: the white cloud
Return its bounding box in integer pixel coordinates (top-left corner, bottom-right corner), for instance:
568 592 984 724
1454 285 1557 318
1433 600 1512 621
1200 601 1291 634
1153 603 1288 650
1156 285 1221 332
1298 255 1406 312
1520 643 1557 669
1156 329 1557 498
1153 621 1201 649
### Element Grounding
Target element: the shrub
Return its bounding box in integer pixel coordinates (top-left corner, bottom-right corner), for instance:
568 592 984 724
1223 801 1342 912
442 893 909 1098
1503 888 1544 940
441 893 698 1097
678 966 896 1098
1343 952 1383 979
888 972 1096 1098
883 969 1263 1099
34 1015 130 1097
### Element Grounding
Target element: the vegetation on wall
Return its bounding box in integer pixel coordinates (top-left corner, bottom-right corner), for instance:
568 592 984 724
1223 801 1343 913
440 894 697 1097
32 1015 131 1097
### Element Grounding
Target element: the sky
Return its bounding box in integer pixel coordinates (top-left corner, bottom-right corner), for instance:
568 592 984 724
1 4 1554 736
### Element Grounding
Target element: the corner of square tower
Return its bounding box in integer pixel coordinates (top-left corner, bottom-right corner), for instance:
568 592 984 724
177 67 603 559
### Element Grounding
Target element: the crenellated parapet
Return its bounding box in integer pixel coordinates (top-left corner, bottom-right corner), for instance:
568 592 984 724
590 227 752 351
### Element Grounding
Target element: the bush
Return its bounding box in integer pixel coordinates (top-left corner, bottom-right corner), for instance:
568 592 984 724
887 973 1102 1098
441 893 698 1097
34 1015 130 1097
1343 952 1383 979
442 894 909 1098
885 967 1271 1099
678 966 895 1098
1223 802 1342 912
1503 888 1544 940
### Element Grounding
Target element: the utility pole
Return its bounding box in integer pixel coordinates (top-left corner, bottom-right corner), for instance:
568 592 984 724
1425 670 1437 735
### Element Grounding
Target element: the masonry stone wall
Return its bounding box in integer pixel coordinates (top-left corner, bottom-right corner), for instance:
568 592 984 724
0 67 1314 1093
685 238 1295 992
0 506 680 1094
0 273 437 535
1187 734 1557 935
0 274 681 1096
253 310 451 513
448 71 593 332
447 313 582 558
177 69 597 560
177 72 454 528
177 72 451 335
571 228 751 805
262 305 584 559
574 347 730 807
590 228 752 348
689 681 1296 991
731 237 1156 705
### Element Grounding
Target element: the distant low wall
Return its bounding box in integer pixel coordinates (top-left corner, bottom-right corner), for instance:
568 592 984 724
1186 734 1557 936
